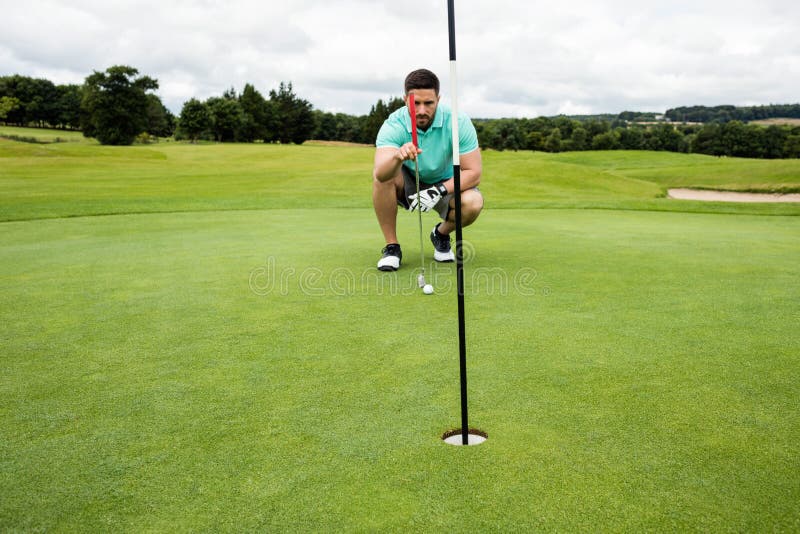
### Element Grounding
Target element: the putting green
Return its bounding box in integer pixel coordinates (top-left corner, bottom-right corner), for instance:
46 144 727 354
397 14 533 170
2 204 798 530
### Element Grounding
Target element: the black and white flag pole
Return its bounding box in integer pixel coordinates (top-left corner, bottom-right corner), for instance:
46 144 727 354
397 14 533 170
447 0 470 447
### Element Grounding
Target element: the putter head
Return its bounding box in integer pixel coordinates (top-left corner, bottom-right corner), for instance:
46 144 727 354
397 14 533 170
417 273 426 288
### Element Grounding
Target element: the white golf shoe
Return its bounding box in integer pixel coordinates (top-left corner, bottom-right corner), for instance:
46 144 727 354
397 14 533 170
377 243 402 271
430 224 455 262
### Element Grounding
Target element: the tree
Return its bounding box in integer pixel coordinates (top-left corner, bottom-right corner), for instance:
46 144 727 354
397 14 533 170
762 125 787 159
0 76 81 129
618 127 644 149
178 98 210 142
691 123 723 155
652 124 687 152
570 127 588 151
55 85 82 130
553 116 574 139
497 119 526 151
312 110 336 141
145 94 175 137
14 78 59 127
336 112 367 143
475 121 500 149
222 87 237 101
526 131 545 151
310 109 369 144
591 130 619 150
81 65 158 145
784 133 800 158
0 96 20 122
720 121 754 157
269 82 315 144
361 96 405 144
585 119 609 138
363 98 389 144
206 96 244 142
545 127 562 152
0 75 54 125
239 83 272 142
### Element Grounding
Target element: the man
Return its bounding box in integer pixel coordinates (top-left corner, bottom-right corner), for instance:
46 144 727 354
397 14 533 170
372 68 483 271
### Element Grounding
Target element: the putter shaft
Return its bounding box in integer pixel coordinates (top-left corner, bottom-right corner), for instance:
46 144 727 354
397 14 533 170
414 159 425 287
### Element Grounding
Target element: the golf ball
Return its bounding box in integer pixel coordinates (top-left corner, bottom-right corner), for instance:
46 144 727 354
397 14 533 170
423 284 434 295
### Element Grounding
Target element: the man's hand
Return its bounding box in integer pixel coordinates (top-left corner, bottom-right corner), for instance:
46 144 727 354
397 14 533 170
396 142 422 162
408 183 448 212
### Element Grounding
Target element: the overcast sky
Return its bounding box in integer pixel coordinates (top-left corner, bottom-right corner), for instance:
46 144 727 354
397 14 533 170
2 0 798 118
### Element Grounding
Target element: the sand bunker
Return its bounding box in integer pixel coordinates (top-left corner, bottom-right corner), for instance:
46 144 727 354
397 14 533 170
668 188 800 203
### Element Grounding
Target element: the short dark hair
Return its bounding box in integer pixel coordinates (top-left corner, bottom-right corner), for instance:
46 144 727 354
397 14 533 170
404 69 440 95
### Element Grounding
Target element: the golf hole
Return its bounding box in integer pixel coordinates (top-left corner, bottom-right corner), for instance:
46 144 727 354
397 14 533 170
441 428 488 446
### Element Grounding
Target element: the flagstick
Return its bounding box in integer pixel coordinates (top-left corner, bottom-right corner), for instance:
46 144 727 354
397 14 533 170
447 0 470 447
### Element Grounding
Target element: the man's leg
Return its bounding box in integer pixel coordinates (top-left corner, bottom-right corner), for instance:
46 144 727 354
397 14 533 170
372 172 405 244
438 188 484 234
430 188 483 263
373 172 406 271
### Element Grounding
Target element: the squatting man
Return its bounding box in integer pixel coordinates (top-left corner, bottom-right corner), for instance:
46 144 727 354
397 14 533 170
372 68 483 270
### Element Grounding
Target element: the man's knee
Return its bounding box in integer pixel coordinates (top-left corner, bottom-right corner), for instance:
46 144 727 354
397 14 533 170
460 189 484 219
373 173 403 196
373 175 393 189
468 189 484 210
445 189 483 226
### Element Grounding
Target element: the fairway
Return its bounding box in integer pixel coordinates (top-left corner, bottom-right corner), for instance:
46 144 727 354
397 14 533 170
1 135 799 530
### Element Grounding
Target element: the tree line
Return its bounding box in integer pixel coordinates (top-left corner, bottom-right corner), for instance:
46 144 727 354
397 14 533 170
665 104 800 123
0 66 402 146
176 82 313 144
176 87 404 145
0 75 83 130
1 69 175 144
2 66 799 158
472 116 800 158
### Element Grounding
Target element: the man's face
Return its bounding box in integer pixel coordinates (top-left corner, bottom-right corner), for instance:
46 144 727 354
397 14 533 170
407 89 439 130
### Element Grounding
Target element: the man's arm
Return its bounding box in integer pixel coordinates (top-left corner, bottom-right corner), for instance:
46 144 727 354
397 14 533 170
437 148 482 193
373 143 422 183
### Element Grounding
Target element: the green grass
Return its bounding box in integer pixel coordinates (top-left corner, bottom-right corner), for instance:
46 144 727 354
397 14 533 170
488 150 800 209
560 150 800 193
0 124 90 143
1 130 799 530
2 135 800 222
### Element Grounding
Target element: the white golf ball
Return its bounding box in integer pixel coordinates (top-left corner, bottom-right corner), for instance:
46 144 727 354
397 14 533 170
423 284 434 295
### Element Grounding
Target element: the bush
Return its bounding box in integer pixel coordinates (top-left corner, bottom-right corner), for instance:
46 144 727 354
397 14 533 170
135 132 156 144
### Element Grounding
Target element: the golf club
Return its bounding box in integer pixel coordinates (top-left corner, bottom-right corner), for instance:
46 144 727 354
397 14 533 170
408 96 427 291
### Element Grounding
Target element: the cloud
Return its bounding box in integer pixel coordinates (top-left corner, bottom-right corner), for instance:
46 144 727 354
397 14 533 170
1 0 798 117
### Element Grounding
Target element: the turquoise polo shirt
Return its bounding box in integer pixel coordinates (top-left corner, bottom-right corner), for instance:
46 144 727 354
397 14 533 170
375 103 479 185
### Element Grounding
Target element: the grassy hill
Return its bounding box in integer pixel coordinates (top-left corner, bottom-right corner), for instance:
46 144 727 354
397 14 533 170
0 124 89 143
2 127 799 222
